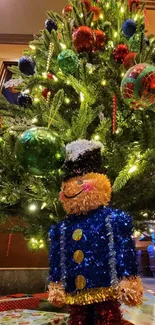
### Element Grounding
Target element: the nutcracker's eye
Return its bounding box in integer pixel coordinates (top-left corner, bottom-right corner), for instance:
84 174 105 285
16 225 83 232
77 180 83 185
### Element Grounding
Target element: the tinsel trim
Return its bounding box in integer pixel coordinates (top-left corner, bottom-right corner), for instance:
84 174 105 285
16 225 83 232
49 283 118 305
118 276 143 307
105 215 118 288
65 139 103 162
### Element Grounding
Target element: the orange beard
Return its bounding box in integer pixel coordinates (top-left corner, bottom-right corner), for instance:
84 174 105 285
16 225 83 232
60 172 112 215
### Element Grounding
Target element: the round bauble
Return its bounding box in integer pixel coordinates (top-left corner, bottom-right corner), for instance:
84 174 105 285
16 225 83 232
121 63 155 109
45 19 57 33
19 56 35 76
90 6 100 21
123 52 137 69
47 73 54 80
17 93 32 108
122 19 137 38
80 0 91 12
57 49 79 74
15 127 65 176
73 26 94 53
42 88 51 99
113 44 129 63
93 30 106 50
62 4 73 15
129 0 139 11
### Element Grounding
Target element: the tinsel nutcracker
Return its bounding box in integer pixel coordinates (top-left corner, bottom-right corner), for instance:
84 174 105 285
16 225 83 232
48 140 143 325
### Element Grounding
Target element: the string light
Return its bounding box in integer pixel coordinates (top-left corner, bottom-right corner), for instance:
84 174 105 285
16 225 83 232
65 97 70 104
121 72 125 77
41 202 47 210
80 92 85 102
99 13 104 20
93 134 100 141
66 80 70 85
114 31 118 38
39 85 43 90
60 43 67 50
120 7 124 13
23 89 30 94
143 212 148 217
149 228 154 233
80 13 84 18
55 152 61 159
134 14 138 21
32 117 38 124
34 97 39 103
128 165 137 173
106 2 110 8
1 196 6 201
29 45 36 50
42 72 47 78
101 79 107 86
53 75 58 82
28 203 37 212
29 238 45 249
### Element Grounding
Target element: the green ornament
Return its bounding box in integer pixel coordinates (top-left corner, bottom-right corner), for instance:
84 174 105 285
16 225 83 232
15 127 65 176
57 49 79 74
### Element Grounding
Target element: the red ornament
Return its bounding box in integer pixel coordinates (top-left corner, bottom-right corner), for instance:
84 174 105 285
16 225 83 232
47 73 54 80
123 52 137 69
80 0 91 12
129 0 139 11
62 4 73 15
113 44 129 63
90 6 100 21
73 26 94 53
42 88 50 99
93 29 106 50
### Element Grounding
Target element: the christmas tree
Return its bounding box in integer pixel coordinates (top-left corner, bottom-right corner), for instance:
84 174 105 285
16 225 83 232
0 0 155 247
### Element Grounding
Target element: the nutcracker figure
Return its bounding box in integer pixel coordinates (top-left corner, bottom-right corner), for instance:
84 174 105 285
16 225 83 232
48 140 143 325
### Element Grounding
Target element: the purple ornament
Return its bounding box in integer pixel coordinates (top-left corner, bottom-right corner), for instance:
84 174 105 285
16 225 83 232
45 19 57 33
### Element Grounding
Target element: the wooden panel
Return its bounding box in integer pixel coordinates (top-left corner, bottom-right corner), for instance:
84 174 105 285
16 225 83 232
141 0 155 9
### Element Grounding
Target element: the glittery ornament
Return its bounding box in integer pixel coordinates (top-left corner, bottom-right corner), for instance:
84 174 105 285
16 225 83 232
60 172 112 215
57 49 79 74
121 63 155 109
69 305 87 325
19 56 35 76
15 127 65 176
93 29 106 50
95 300 122 325
80 0 91 12
47 73 54 79
122 19 137 38
113 44 129 63
73 250 84 264
72 228 83 241
62 4 73 15
42 88 51 99
118 276 143 307
129 0 139 11
90 6 100 21
45 19 57 33
73 26 94 53
123 52 137 69
17 93 32 108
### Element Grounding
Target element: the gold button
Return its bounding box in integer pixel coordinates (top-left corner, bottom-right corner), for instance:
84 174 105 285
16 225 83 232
73 250 84 264
75 275 86 290
72 229 83 241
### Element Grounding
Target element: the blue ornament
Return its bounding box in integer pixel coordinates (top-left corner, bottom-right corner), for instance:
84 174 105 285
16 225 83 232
45 19 57 33
19 56 35 76
17 93 32 108
122 19 137 38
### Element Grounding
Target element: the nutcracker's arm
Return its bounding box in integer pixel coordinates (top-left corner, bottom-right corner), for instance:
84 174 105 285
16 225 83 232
111 209 143 306
48 224 66 307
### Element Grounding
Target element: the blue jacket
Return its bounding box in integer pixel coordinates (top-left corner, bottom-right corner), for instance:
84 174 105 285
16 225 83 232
49 206 138 294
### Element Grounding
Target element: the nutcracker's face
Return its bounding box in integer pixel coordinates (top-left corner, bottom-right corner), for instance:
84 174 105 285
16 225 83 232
59 172 112 215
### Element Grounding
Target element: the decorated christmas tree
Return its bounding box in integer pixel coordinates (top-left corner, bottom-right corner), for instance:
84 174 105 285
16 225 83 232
0 0 155 247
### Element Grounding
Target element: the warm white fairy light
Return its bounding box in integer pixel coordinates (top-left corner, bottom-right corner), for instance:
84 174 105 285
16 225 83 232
128 165 137 173
34 97 39 103
65 97 70 104
93 134 100 141
134 14 138 21
99 13 104 20
60 43 67 50
32 117 38 124
66 80 70 85
114 31 118 38
101 79 107 86
149 228 154 233
41 202 47 210
53 75 58 82
23 89 30 94
120 7 124 13
29 45 36 50
121 72 125 77
106 2 110 8
42 72 47 78
28 203 37 212
80 92 85 102
80 13 84 18
1 196 6 201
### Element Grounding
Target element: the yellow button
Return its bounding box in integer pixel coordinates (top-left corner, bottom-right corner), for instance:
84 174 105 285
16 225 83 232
73 250 84 264
75 275 86 290
72 229 83 241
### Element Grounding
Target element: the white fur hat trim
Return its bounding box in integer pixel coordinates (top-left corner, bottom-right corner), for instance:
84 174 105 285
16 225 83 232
65 139 103 162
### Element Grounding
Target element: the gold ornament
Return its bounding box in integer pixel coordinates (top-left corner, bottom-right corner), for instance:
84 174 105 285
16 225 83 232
73 250 84 264
75 275 86 290
72 229 83 241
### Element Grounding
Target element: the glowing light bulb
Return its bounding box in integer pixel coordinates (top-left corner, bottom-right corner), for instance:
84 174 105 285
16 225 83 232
41 202 47 210
134 14 138 21
23 89 30 94
32 117 38 124
65 97 70 104
39 85 43 90
39 243 44 248
80 13 84 18
121 72 125 77
66 80 70 85
1 196 6 201
143 212 148 217
42 72 47 78
28 203 37 212
106 3 110 8
80 92 85 102
99 13 104 20
114 31 118 38
29 45 36 50
149 228 154 233
60 43 66 50
34 97 39 103
128 165 137 173
94 134 100 141
120 7 124 13
101 79 107 86
53 75 58 82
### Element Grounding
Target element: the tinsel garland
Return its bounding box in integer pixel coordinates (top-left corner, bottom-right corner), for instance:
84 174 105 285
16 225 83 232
118 276 143 307
69 305 88 325
95 300 122 325
112 95 117 134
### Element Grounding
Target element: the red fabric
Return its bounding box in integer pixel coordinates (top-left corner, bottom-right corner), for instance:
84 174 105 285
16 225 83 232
0 297 39 311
